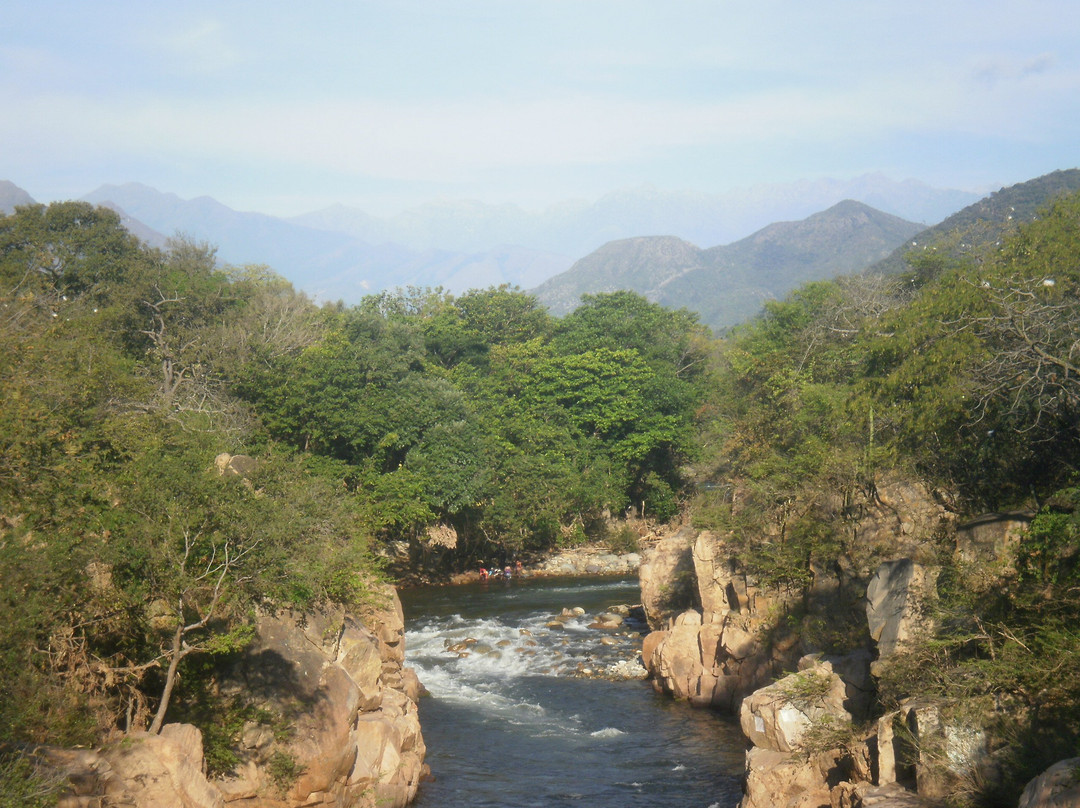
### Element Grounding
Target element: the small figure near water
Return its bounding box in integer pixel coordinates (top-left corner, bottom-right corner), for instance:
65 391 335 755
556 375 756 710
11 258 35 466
479 567 489 581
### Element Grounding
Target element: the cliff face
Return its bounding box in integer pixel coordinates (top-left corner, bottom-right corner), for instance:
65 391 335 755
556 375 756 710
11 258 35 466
639 476 952 711
46 585 427 808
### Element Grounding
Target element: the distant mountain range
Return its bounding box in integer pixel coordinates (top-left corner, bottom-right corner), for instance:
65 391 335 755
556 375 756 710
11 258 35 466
1 176 979 304
533 200 923 332
291 175 977 257
7 171 1076 334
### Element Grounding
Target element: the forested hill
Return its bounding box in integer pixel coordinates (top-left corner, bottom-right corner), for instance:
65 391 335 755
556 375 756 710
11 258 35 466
533 200 921 332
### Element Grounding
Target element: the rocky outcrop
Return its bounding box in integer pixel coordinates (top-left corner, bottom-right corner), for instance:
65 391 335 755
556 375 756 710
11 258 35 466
639 527 699 627
875 701 986 801
954 511 1032 565
640 477 953 715
47 586 426 808
865 559 938 662
640 477 1062 807
741 746 851 808
739 662 851 753
48 724 223 808
731 563 996 808
640 528 800 710
215 589 426 808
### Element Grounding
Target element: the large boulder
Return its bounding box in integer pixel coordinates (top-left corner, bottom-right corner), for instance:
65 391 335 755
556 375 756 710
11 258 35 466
739 663 851 753
740 746 849 808
639 527 699 628
643 608 776 711
794 651 875 723
866 559 938 660
50 724 223 808
1019 758 1080 808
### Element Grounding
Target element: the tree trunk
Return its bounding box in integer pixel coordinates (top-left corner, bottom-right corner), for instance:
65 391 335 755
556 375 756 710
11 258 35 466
149 623 185 734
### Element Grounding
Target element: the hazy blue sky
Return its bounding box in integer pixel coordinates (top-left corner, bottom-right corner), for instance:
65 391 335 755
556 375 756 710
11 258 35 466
3 1 1078 216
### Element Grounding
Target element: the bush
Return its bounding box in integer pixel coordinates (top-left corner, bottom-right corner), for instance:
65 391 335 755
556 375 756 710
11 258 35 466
267 750 303 793
0 754 65 808
606 524 640 554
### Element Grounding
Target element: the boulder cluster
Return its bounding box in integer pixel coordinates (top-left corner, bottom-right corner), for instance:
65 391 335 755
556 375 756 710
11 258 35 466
637 480 1072 807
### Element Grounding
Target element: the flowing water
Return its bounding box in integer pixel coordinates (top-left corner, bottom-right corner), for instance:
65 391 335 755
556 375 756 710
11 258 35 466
401 575 745 807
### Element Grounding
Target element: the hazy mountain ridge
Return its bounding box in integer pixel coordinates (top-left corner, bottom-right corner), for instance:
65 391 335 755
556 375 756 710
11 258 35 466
0 180 36 214
534 200 923 332
291 174 978 257
2 175 979 305
77 183 571 299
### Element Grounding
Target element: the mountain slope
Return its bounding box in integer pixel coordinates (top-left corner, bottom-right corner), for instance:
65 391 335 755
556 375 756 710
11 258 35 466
871 168 1080 275
534 201 922 331
534 235 707 316
0 180 36 214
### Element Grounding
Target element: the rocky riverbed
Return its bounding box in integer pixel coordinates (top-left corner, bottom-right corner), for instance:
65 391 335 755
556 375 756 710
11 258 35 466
447 545 643 584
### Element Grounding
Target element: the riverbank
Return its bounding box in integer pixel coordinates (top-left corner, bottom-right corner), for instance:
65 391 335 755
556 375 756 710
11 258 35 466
445 544 642 584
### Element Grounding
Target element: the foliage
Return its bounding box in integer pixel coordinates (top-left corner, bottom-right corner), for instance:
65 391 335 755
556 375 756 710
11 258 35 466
0 753 65 808
267 750 303 793
0 201 714 757
690 190 1080 802
605 524 640 554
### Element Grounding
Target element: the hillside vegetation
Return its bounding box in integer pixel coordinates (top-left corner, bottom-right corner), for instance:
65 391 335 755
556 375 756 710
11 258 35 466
694 188 1080 803
870 167 1080 276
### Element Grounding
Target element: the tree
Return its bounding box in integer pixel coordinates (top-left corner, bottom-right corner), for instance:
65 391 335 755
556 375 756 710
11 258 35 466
964 193 1080 431
147 516 257 734
0 201 144 306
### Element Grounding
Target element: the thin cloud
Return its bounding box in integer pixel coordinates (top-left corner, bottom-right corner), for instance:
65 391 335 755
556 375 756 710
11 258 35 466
973 53 1058 87
151 18 244 75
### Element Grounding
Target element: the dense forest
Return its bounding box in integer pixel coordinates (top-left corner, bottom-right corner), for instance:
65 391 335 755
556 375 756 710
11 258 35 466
2 185 1079 805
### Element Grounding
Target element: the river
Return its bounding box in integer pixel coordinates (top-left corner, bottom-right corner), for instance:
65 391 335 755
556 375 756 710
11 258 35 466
401 575 745 808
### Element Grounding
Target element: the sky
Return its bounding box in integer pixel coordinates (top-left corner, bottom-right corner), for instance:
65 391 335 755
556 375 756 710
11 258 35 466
2 0 1079 218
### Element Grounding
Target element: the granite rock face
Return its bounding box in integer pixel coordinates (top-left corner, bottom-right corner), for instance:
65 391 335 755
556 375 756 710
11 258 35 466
48 586 426 808
738 662 851 753
1018 757 1080 808
50 724 224 808
866 559 939 661
639 527 699 628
